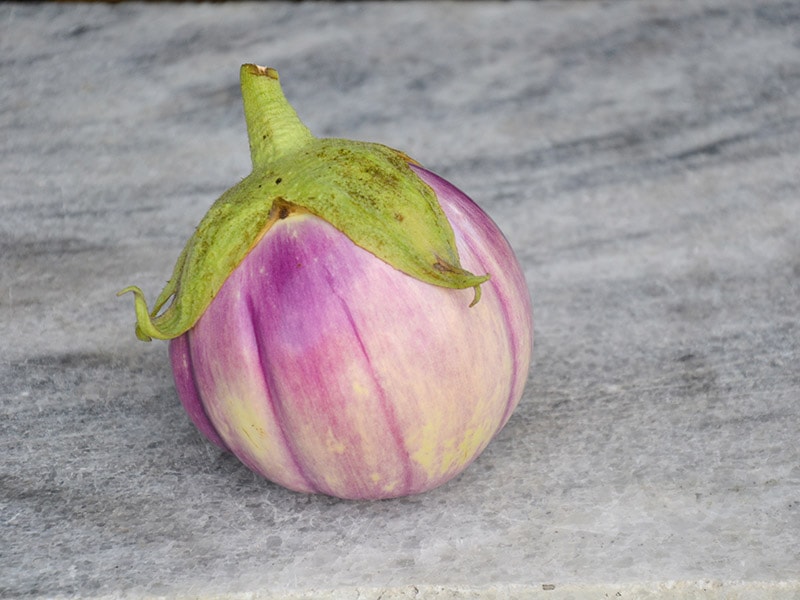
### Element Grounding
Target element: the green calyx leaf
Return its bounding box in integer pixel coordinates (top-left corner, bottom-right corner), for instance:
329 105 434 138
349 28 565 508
119 64 489 342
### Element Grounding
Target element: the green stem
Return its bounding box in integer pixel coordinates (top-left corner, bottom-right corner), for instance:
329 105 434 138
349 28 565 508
240 64 314 170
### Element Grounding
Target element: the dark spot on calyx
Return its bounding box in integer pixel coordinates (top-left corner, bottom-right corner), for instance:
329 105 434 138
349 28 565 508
394 212 404 222
433 259 457 273
275 177 282 184
270 197 308 222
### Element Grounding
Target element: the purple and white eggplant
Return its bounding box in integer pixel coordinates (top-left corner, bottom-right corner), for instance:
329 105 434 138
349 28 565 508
121 65 532 500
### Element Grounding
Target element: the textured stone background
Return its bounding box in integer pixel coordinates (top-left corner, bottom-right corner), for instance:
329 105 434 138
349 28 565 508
1 1 799 598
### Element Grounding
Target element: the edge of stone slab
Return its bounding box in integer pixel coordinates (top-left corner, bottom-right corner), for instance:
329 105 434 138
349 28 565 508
82 580 800 600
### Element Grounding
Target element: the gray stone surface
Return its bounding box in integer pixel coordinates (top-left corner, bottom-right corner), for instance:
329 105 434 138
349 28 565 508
2 1 799 598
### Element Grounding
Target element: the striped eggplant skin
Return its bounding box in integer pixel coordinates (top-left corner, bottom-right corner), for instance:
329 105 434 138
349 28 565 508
169 165 532 500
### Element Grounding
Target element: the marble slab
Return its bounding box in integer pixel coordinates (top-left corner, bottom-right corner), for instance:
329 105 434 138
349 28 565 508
1 1 799 598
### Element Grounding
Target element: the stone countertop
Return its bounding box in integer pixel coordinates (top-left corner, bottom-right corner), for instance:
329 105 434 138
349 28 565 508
2 1 799 598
